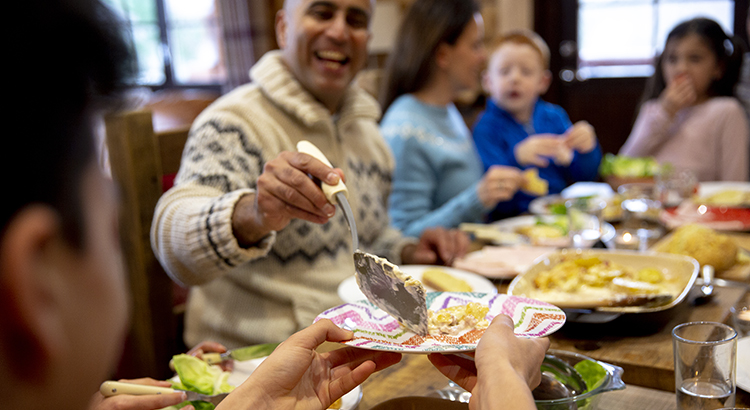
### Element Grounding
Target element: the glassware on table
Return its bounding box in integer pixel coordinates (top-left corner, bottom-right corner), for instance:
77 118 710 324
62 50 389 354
730 301 750 338
618 182 664 250
565 197 606 248
656 168 699 208
672 321 737 410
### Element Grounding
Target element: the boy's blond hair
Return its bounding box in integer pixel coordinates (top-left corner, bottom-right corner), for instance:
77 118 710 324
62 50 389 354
489 29 550 70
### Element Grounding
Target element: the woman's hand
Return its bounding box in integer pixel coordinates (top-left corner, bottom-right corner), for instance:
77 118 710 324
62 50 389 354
428 315 549 410
216 319 402 410
87 378 193 410
186 341 234 373
477 166 522 207
660 74 696 117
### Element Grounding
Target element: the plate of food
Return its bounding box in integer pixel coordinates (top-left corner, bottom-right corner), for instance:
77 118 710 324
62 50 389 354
694 181 750 207
490 215 615 247
660 182 750 230
337 265 497 304
737 337 750 393
507 249 699 312
315 292 565 353
529 194 624 222
452 245 557 279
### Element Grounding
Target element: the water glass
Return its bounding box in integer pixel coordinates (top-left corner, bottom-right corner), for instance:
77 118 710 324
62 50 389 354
565 197 605 248
656 168 699 208
730 301 750 338
618 183 664 247
673 322 737 410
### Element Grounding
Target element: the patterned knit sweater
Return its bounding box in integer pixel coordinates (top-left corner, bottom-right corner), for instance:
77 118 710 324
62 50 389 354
151 51 413 347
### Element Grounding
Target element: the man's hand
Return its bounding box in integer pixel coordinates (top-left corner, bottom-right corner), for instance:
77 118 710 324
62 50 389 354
88 378 192 410
477 166 523 208
659 74 696 117
232 151 346 246
564 121 596 155
401 227 470 266
215 319 402 410
514 134 565 167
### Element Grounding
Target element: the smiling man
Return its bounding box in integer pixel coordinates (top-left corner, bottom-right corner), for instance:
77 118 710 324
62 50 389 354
152 0 469 349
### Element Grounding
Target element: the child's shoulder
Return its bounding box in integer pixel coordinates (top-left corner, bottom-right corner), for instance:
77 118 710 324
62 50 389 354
702 97 745 117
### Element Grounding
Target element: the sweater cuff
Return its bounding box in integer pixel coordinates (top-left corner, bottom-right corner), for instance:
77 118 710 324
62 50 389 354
198 189 277 267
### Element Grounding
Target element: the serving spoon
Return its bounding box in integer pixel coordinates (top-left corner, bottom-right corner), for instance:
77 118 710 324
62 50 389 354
692 264 715 305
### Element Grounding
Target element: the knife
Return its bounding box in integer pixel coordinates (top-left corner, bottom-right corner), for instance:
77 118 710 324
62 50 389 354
296 141 429 336
201 342 279 365
296 140 358 250
99 381 228 406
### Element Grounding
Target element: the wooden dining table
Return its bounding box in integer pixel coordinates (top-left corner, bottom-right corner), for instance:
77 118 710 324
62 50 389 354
344 231 750 409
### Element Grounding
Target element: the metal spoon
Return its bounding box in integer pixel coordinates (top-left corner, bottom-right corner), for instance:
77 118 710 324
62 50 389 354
693 264 715 305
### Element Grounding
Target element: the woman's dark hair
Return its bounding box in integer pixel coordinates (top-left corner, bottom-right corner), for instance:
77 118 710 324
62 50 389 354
640 17 746 105
379 0 480 113
4 0 135 248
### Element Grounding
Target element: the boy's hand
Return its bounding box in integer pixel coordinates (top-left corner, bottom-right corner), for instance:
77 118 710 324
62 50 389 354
660 73 696 117
514 134 564 167
564 121 596 154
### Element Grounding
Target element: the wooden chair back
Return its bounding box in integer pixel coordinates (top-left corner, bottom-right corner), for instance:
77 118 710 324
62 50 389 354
105 109 190 379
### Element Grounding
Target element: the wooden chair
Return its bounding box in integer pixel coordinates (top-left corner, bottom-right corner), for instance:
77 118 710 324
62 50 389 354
105 110 190 379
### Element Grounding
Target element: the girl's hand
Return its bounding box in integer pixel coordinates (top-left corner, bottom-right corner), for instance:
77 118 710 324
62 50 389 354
477 166 522 207
564 121 596 154
660 74 696 117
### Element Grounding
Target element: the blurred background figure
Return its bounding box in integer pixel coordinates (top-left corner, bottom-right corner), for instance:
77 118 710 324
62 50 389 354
379 0 523 237
620 17 748 182
473 30 602 220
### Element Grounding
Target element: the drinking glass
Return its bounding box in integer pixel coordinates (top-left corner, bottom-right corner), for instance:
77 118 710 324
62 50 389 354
618 183 664 249
565 197 605 248
673 322 737 410
656 168 699 208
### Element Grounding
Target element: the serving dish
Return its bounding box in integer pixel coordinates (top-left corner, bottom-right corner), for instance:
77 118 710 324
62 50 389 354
337 265 496 304
314 292 565 353
507 249 699 330
491 215 616 247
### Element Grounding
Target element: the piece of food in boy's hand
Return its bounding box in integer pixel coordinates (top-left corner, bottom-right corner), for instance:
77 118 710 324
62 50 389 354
522 168 549 196
422 267 473 292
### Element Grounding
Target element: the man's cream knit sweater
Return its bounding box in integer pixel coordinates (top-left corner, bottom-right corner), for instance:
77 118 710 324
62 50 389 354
151 51 413 347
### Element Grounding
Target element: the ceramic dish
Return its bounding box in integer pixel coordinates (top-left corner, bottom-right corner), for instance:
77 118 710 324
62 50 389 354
491 215 616 247
337 265 496 304
738 336 750 393
507 249 699 312
315 292 565 353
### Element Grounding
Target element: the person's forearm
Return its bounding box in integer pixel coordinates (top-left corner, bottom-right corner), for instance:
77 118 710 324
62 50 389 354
474 366 537 410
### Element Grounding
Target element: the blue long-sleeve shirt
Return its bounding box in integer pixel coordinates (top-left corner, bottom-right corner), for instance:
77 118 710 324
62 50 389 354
381 94 488 237
473 98 602 220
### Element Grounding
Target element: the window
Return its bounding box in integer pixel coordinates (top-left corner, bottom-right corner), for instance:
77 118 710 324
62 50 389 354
104 0 226 88
577 0 734 79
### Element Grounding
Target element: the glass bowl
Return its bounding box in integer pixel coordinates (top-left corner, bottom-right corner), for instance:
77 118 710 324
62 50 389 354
533 350 625 410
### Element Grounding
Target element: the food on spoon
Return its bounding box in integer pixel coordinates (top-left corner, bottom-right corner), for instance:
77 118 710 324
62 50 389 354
522 168 549 196
427 302 489 336
422 267 472 292
653 224 739 271
526 256 678 308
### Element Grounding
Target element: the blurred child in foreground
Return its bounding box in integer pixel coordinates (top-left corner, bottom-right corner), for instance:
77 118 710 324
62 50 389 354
473 30 602 220
620 18 748 182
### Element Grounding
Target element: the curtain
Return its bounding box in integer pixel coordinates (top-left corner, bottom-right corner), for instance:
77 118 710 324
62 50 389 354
217 0 277 91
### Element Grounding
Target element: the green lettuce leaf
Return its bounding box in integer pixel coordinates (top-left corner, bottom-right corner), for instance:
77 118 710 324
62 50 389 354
574 359 607 393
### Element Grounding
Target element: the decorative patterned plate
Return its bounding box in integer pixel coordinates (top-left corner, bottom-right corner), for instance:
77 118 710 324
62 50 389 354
314 292 566 353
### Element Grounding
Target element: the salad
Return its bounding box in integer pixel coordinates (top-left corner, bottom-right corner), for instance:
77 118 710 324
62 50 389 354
164 354 235 410
599 154 661 178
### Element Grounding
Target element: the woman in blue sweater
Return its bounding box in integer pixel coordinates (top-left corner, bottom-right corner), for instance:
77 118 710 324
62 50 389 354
379 0 522 237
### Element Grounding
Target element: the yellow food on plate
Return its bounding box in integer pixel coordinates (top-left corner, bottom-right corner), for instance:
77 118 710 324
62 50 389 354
428 302 489 336
529 256 678 307
521 168 549 196
422 268 472 292
696 189 750 207
517 224 565 240
653 224 738 271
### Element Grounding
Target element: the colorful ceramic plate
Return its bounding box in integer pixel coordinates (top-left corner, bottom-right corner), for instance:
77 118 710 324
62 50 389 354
314 292 565 353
